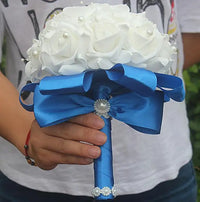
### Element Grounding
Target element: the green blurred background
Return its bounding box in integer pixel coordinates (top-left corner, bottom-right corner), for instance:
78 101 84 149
183 64 200 201
0 41 200 200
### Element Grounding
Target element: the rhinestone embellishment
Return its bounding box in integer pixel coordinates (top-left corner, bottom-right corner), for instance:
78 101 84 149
91 186 117 198
91 187 101 197
112 186 117 197
94 99 110 118
101 187 111 196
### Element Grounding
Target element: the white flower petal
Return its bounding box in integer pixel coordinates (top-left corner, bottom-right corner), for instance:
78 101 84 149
58 64 86 75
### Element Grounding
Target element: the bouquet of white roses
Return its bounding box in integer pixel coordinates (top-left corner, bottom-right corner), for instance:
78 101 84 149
20 3 184 200
25 3 176 82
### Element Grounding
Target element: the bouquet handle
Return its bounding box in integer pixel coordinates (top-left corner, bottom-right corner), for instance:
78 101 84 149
92 85 115 200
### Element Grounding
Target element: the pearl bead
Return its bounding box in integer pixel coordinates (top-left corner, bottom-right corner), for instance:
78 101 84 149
63 32 69 38
94 189 100 195
91 187 101 197
147 29 153 35
33 50 38 56
112 186 117 197
78 16 84 22
172 46 177 52
101 187 111 196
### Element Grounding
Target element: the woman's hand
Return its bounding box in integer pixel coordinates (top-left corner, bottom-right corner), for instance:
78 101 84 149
27 113 106 170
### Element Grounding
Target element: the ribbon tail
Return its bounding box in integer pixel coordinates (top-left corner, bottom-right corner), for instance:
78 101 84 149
19 82 38 112
156 73 185 102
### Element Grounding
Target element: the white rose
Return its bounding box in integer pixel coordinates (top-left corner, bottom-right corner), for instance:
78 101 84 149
25 39 50 82
125 15 163 65
38 17 90 75
84 5 130 70
91 3 131 24
146 37 177 73
62 4 96 23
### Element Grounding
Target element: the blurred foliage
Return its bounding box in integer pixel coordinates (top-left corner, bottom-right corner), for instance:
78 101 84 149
0 39 6 74
183 64 200 201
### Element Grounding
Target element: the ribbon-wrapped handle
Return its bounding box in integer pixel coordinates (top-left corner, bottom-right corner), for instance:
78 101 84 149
92 85 115 200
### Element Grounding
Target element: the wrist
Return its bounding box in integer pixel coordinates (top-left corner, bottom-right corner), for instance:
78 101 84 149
10 113 34 156
24 129 37 166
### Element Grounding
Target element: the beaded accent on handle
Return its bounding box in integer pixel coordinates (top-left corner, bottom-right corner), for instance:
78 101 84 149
91 186 117 198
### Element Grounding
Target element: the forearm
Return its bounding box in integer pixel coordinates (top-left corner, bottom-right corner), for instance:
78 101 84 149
0 72 34 155
182 33 200 69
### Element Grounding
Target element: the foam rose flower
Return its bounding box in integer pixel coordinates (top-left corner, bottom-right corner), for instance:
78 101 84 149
124 12 175 73
39 19 91 76
25 39 51 82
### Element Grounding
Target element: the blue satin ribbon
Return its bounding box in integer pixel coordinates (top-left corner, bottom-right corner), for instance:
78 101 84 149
19 64 185 200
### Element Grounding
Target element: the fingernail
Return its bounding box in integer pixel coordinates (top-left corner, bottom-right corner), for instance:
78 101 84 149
93 117 104 128
84 158 93 164
88 147 100 158
96 133 107 144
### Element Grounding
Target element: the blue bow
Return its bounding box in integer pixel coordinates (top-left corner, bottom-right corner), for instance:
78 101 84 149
20 64 184 131
20 64 185 200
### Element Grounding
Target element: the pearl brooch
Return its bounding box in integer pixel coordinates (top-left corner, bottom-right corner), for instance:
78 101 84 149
94 99 110 118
